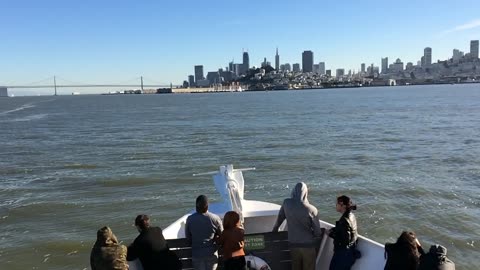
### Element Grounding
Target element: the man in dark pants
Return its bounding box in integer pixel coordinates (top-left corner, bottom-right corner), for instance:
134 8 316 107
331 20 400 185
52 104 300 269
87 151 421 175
127 214 180 270
185 195 223 270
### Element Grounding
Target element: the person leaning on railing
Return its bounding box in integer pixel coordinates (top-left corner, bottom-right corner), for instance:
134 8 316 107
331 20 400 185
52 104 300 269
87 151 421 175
328 195 360 270
217 211 247 270
90 226 128 270
272 182 323 270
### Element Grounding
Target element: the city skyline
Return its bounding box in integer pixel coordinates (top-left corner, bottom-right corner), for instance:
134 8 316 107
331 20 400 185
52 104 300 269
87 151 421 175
2 0 480 94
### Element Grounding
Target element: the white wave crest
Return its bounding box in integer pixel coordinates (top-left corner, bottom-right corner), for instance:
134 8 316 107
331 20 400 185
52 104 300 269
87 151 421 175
3 113 49 122
0 103 36 116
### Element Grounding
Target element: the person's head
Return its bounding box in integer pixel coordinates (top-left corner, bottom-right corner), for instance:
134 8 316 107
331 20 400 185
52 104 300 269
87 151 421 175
223 211 241 230
396 231 421 259
95 226 118 247
336 195 357 213
291 182 308 203
135 214 150 232
196 195 209 213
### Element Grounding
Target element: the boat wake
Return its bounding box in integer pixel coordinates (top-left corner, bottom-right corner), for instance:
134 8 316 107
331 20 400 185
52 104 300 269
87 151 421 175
0 103 36 116
0 113 49 122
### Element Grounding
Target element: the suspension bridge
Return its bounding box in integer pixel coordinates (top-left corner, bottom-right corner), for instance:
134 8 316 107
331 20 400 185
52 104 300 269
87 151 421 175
1 76 176 95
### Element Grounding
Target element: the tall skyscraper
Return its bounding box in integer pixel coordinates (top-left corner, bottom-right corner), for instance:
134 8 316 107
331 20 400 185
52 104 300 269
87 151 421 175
188 75 195 87
470 40 479 59
319 62 326 75
243 51 250 74
424 47 432 66
194 65 204 83
302 50 314 73
381 57 389 74
275 48 280 70
293 63 301 72
361 63 366 73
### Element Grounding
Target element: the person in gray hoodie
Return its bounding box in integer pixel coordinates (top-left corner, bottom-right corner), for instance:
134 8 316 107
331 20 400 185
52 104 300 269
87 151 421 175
272 182 323 270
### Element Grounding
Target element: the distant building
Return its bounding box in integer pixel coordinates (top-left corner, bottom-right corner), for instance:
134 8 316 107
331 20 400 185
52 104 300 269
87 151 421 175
188 75 195 87
405 62 414 70
0 87 7 97
453 49 464 62
424 47 432 66
381 57 389 74
220 70 234 82
196 79 210 87
319 62 326 75
207 71 222 85
293 63 301 72
313 64 320 73
390 58 404 73
275 48 280 70
260 57 272 68
326 70 332 77
470 40 479 59
243 51 250 74
194 65 204 84
302 50 314 73
283 63 291 72
233 64 242 76
336 69 345 78
361 63 366 73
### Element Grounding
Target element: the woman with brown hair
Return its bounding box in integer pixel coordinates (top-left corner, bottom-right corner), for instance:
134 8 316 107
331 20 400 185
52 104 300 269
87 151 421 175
384 231 424 270
217 211 246 270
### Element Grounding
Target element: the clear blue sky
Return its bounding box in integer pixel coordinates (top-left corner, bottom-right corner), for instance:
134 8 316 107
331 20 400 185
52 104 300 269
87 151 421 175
1 0 480 94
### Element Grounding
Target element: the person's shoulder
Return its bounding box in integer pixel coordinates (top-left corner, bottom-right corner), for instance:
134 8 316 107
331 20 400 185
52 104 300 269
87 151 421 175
385 242 397 252
118 244 128 254
207 211 221 219
210 212 223 224
308 203 318 212
186 212 197 222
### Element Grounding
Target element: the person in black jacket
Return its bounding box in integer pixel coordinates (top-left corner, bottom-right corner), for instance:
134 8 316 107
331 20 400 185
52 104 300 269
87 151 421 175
328 195 359 270
127 214 181 270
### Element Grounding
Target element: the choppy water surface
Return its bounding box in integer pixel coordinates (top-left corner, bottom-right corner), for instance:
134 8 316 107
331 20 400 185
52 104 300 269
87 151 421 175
0 85 479 269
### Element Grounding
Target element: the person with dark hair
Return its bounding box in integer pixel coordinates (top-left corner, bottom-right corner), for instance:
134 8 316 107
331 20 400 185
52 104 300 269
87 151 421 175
384 231 424 270
272 182 323 270
90 226 128 270
328 195 359 270
185 195 223 270
418 244 455 270
127 214 181 270
217 211 246 270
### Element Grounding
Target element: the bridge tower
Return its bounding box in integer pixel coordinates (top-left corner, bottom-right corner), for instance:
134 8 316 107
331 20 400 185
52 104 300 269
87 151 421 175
54 76 57 96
